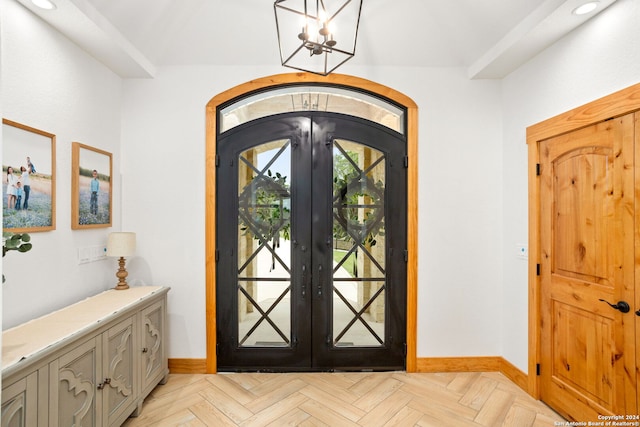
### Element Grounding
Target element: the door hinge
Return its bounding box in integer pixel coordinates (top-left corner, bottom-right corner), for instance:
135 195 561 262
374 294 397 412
404 155 408 168
536 163 540 176
536 263 540 276
216 342 220 356
403 343 407 356
404 250 408 262
536 363 540 376
216 154 220 167
215 249 220 262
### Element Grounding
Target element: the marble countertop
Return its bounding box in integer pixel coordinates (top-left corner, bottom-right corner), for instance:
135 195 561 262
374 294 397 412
2 286 168 373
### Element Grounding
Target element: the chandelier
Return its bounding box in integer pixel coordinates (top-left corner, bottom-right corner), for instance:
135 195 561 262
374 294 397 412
274 0 363 76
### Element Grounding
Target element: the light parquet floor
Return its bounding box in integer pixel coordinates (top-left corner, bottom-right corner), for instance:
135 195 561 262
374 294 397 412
122 372 565 427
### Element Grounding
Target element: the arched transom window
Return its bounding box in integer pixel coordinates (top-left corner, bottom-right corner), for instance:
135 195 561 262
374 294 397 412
218 85 406 134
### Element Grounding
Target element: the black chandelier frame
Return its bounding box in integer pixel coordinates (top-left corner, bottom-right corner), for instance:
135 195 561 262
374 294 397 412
274 0 363 76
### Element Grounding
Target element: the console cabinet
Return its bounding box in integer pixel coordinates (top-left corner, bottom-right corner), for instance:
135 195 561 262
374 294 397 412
1 286 169 427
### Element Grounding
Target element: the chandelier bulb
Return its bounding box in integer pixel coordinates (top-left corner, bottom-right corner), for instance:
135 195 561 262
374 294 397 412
298 27 309 41
319 23 331 37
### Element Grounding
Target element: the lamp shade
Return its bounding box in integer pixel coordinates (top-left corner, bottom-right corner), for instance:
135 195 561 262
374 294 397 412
106 232 136 257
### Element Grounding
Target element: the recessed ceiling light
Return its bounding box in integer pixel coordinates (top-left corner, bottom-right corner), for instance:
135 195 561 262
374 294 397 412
31 0 56 10
572 1 599 15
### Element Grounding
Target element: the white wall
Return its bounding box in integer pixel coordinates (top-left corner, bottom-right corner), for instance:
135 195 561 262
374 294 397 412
120 65 504 359
1 0 123 329
7 0 637 372
501 0 640 371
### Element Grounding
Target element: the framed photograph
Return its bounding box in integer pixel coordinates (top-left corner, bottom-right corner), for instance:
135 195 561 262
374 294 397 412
71 142 112 229
2 119 56 232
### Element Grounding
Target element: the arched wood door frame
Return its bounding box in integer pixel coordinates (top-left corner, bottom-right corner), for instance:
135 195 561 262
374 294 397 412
205 72 418 373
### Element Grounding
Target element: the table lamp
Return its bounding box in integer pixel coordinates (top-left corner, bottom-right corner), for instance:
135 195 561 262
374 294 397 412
106 232 136 290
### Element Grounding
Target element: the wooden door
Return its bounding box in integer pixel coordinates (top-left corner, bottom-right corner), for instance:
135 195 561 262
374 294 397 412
539 113 636 420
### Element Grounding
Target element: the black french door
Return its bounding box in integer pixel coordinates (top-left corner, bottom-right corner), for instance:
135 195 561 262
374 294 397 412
216 112 406 371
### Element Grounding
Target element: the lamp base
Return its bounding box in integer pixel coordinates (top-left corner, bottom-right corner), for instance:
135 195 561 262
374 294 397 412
114 256 130 290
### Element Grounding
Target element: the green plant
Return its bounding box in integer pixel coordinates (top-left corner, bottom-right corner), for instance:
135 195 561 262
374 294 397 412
3 232 33 283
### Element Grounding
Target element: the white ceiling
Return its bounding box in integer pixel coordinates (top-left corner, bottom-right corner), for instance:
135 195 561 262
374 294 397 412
15 0 617 79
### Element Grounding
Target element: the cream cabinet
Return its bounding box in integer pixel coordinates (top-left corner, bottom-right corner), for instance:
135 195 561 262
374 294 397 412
1 286 169 427
140 300 166 398
1 371 38 426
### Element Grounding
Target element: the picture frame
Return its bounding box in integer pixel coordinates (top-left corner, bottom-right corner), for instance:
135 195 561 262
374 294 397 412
2 119 56 232
71 142 112 229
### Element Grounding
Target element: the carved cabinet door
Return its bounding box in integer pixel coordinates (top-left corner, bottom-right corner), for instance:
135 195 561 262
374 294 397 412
102 316 137 426
50 337 101 427
1 372 38 427
49 316 138 427
140 300 166 396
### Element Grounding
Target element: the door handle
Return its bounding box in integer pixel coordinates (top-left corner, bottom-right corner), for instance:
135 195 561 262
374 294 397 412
599 299 630 313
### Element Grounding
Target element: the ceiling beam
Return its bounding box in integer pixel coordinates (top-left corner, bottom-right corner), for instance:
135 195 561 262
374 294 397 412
15 0 156 78
468 0 617 80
